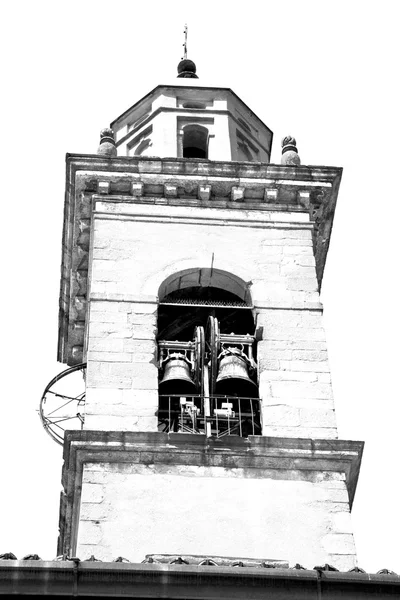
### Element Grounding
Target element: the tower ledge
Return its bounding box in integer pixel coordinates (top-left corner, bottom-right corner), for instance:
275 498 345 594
59 430 363 563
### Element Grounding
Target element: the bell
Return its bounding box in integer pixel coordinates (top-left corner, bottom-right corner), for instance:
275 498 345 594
216 353 258 398
159 353 196 395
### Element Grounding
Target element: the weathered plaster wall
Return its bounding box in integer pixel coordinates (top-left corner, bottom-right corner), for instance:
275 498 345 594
77 462 356 570
85 202 335 437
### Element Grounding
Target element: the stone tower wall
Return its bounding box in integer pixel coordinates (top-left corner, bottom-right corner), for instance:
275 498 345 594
84 200 336 438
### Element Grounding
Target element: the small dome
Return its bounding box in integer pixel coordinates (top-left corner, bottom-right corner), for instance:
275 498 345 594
177 59 198 78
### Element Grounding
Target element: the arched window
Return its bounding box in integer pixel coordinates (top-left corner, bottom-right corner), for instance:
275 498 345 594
182 124 209 159
157 268 261 438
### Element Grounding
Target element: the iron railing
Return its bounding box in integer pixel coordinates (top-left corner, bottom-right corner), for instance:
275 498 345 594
158 394 261 438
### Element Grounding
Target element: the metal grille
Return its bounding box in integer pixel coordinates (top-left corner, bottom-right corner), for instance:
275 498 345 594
158 394 261 438
160 299 252 308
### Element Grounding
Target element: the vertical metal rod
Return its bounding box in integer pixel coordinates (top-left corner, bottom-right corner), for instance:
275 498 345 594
239 398 242 437
180 399 184 432
204 366 211 437
251 399 255 435
168 396 171 432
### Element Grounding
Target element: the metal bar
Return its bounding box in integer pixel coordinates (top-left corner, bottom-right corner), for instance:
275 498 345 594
239 399 242 438
203 366 211 437
46 397 76 416
159 300 252 308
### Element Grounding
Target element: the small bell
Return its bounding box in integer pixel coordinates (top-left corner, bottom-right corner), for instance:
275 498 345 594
159 353 196 395
216 348 257 398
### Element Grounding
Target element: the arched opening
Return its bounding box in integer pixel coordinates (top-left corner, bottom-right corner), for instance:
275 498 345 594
182 124 208 159
158 268 253 340
157 269 260 437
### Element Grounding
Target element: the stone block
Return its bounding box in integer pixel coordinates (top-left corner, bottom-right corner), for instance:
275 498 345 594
330 512 353 534
327 554 357 572
90 311 128 324
296 190 311 208
316 484 349 504
262 405 300 427
291 349 328 361
86 376 132 389
322 533 356 555
281 266 317 279
300 408 336 428
270 381 333 400
282 245 314 255
85 388 124 405
262 327 326 343
198 184 211 201
87 351 133 363
80 503 109 520
280 360 330 373
321 502 351 513
295 256 316 267
230 185 245 201
88 338 125 353
285 278 318 292
137 416 158 431
259 349 293 362
128 313 157 326
97 181 110 195
131 324 157 339
123 339 156 353
90 301 127 313
122 389 158 407
84 415 140 430
131 182 144 196
315 472 346 483
262 425 338 439
122 302 157 314
85 402 157 418
77 521 103 545
164 183 178 198
80 483 104 504
89 322 133 339
259 369 318 383
263 188 278 203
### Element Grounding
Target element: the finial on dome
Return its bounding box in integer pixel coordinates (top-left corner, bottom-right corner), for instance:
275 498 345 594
97 128 117 157
177 24 198 78
281 135 301 166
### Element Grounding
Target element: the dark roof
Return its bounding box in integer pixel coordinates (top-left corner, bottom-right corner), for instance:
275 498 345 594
0 554 399 599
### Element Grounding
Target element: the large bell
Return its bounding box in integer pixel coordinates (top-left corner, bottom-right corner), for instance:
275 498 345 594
159 353 197 395
216 352 258 398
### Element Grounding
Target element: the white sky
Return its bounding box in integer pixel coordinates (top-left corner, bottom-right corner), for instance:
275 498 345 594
0 0 399 573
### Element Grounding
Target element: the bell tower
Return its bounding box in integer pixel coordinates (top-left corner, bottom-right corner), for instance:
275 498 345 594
48 57 363 570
